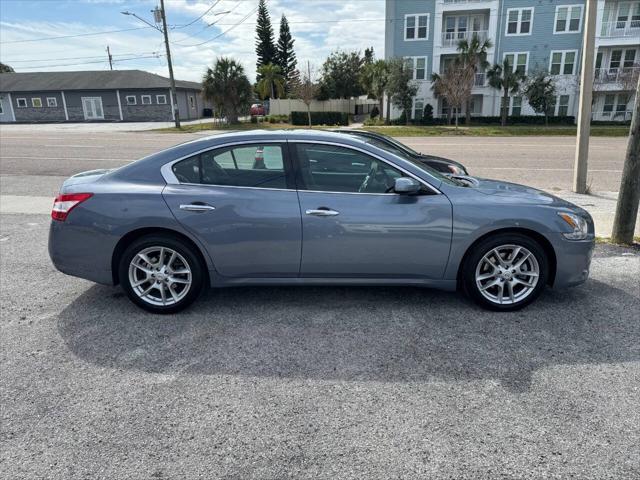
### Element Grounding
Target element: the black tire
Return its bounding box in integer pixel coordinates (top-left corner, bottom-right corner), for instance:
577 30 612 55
119 234 205 314
461 233 549 312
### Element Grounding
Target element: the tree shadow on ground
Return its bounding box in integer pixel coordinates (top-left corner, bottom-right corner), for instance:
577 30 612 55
57 280 639 392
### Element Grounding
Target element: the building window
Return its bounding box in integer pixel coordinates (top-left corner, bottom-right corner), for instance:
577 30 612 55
405 13 429 40
0 100 3 114
141 95 152 105
17 98 27 108
156 95 167 104
405 56 427 80
504 52 529 74
554 5 583 33
615 94 630 117
623 49 637 69
46 97 57 107
506 8 533 35
413 98 424 120
189 96 195 108
510 96 522 116
603 94 615 116
550 50 577 75
556 95 570 116
126 95 137 105
31 98 42 108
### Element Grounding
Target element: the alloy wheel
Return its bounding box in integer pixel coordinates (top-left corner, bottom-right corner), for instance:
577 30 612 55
128 246 192 307
475 244 540 306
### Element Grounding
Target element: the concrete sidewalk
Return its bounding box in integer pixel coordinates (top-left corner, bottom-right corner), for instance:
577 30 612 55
2 190 636 237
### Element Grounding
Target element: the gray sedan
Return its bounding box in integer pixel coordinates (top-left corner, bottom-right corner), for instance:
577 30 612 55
48 130 594 313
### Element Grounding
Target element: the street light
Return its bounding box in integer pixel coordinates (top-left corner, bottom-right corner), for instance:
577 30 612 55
121 1 181 128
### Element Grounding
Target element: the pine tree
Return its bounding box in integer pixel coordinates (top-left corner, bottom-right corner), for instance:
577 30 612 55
276 14 298 96
255 0 276 81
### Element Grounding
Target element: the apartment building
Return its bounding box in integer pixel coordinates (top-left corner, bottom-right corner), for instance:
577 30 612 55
384 0 639 122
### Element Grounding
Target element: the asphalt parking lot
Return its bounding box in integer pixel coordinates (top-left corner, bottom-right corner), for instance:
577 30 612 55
1 127 639 478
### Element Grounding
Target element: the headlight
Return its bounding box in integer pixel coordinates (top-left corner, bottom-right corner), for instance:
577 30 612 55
558 212 589 240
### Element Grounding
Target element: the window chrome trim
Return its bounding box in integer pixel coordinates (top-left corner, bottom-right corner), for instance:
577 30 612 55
161 138 442 195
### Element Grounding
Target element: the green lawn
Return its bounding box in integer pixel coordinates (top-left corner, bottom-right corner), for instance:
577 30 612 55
153 122 629 137
362 125 630 137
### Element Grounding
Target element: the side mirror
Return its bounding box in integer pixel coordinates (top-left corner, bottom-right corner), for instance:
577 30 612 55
394 177 421 194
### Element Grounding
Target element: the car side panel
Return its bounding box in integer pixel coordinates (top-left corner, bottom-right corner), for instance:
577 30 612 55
49 181 211 285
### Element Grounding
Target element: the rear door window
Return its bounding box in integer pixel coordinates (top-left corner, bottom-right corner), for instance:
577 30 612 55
171 143 287 189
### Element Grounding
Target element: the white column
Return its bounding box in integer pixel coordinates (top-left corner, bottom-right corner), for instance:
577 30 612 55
7 93 16 122
60 91 69 121
116 89 123 121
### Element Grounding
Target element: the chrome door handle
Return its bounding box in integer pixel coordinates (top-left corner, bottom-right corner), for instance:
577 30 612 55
179 203 216 212
305 208 339 216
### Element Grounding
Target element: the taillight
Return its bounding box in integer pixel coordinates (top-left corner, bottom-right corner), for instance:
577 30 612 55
51 193 93 221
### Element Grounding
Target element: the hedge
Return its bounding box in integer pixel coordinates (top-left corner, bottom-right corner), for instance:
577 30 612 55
417 115 577 126
290 111 349 126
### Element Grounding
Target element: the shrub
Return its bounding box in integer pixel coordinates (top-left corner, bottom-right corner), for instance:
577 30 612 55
364 117 385 126
370 105 380 119
250 116 258 124
290 111 349 126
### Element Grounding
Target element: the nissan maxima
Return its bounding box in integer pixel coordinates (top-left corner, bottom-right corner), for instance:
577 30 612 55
49 130 594 313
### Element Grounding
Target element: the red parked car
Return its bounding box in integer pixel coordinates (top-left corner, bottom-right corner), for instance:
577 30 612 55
250 103 266 116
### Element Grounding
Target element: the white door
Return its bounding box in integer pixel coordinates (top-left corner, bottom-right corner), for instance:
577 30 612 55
82 97 104 120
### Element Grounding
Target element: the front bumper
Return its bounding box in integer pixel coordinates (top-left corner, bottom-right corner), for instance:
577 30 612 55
549 233 594 289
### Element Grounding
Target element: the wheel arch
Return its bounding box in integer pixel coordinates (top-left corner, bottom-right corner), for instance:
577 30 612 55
111 227 211 286
456 227 557 288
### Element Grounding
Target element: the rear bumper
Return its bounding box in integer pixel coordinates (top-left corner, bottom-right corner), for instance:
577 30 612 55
48 220 115 285
549 234 594 289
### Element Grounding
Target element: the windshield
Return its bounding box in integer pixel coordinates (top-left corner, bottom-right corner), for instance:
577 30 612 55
362 137 464 186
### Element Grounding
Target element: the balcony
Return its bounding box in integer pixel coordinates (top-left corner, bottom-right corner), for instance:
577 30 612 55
441 30 488 48
594 66 640 89
600 20 640 38
443 0 487 4
474 72 486 87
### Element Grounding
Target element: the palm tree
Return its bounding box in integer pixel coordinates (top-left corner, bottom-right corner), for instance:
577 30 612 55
360 59 389 123
487 58 526 127
256 63 285 100
202 57 253 124
457 35 493 125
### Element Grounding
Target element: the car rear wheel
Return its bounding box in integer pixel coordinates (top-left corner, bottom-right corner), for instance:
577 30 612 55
119 234 205 314
462 233 548 311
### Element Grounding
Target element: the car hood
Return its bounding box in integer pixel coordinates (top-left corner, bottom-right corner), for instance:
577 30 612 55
471 178 578 209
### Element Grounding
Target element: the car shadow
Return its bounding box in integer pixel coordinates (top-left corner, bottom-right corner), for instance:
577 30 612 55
57 280 639 392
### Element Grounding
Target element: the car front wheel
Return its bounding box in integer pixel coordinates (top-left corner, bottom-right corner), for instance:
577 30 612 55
462 233 548 311
119 234 205 314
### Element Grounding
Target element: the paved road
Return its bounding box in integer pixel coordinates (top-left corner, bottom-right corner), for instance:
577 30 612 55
0 212 639 478
0 127 629 194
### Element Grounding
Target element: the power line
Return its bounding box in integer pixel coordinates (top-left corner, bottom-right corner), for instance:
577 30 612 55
183 1 241 37
15 54 164 70
172 3 259 48
0 26 153 44
5 51 161 64
172 0 221 29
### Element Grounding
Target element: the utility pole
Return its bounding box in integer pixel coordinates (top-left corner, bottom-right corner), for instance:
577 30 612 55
158 0 180 128
122 3 180 128
573 0 597 194
611 77 640 244
106 45 113 70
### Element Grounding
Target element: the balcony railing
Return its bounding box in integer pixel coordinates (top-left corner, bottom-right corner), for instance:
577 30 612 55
593 110 633 122
594 66 640 86
474 72 486 86
441 30 488 47
443 0 487 4
600 20 640 38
